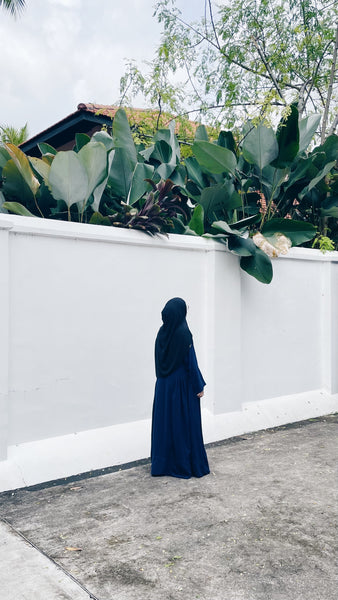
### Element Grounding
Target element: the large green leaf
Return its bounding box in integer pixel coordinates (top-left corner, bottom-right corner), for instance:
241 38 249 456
2 201 36 217
200 182 241 223
299 114 321 153
2 159 37 205
151 140 172 164
211 220 243 237
320 195 338 218
240 247 273 284
228 235 256 256
156 163 175 180
192 141 237 175
48 151 88 208
318 134 338 162
108 147 133 199
184 157 206 189
272 104 299 168
75 133 90 152
0 145 10 168
217 130 236 154
262 218 316 246
168 164 186 187
155 123 180 160
5 144 39 195
112 108 137 170
127 163 155 205
38 142 57 156
242 124 278 169
92 149 115 212
29 157 51 184
78 141 107 203
188 204 204 235
298 161 336 200
194 124 209 141
230 213 261 229
92 130 115 151
283 155 315 191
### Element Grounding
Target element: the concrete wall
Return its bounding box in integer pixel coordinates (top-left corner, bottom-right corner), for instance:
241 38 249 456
0 215 337 491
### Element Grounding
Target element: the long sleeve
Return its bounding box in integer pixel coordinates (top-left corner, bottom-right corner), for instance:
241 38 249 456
185 344 206 395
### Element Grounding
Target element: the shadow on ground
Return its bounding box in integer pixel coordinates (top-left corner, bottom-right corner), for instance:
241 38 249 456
1 415 337 600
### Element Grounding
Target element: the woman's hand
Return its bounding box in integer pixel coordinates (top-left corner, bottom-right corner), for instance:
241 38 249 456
197 390 204 398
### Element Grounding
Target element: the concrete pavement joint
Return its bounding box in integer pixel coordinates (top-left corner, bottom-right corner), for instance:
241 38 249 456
0 517 101 600
0 415 336 600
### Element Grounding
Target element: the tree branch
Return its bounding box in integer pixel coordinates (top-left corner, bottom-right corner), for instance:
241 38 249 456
251 35 286 101
321 23 338 142
303 38 334 113
207 0 221 51
156 94 162 131
328 111 338 136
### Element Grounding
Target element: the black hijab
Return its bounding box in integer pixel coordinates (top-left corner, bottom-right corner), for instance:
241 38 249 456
155 297 193 378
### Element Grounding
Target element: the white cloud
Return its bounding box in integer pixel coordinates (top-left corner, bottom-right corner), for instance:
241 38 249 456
0 0 206 137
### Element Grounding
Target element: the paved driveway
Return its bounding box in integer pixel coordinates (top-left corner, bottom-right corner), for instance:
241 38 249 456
1 415 337 600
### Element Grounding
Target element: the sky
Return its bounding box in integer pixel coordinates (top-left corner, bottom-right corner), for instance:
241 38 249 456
0 0 206 138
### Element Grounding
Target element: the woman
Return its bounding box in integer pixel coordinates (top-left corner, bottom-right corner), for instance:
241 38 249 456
151 297 210 478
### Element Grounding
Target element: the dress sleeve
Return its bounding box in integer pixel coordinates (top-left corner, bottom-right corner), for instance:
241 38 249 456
185 344 206 395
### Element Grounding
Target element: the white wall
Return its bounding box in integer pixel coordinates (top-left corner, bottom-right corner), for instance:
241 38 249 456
0 215 337 491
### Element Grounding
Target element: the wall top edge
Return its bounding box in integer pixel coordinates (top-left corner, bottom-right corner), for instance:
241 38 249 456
0 214 223 252
280 247 338 262
1 214 338 262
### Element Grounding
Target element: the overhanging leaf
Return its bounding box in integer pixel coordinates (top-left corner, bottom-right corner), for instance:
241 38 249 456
262 218 316 246
228 235 256 256
240 247 273 284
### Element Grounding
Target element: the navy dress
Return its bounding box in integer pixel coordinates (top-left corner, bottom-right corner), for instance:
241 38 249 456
151 344 210 479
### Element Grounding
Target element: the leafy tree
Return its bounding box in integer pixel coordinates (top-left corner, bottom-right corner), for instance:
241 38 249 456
120 0 338 138
0 123 28 145
0 0 25 16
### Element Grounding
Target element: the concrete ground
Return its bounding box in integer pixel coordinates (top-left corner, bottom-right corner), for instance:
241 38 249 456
0 414 337 600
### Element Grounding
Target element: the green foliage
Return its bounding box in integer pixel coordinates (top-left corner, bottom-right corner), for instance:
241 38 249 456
0 123 28 145
312 235 336 253
121 0 338 139
192 141 237 176
0 0 25 16
242 124 278 169
2 107 335 284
